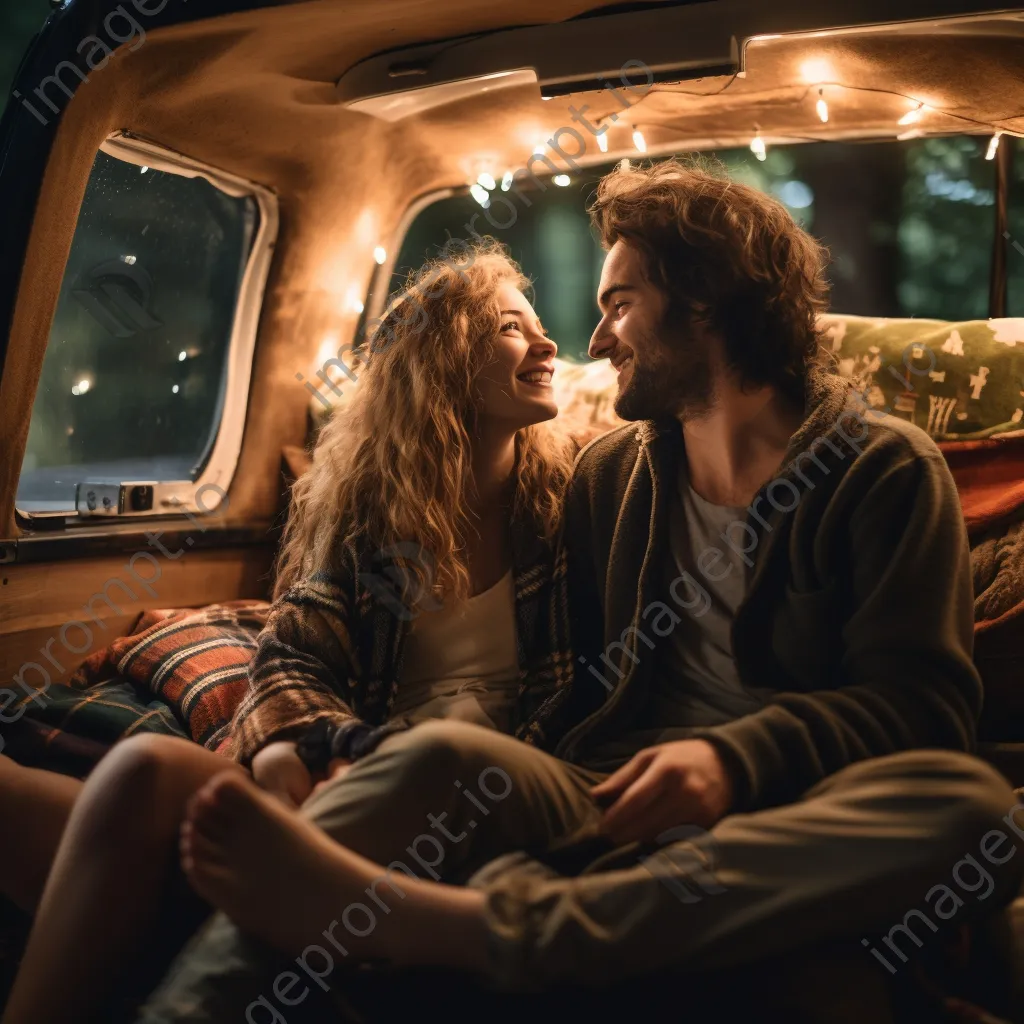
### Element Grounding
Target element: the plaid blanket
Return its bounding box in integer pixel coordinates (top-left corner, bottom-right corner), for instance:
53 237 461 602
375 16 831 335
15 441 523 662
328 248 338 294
6 601 271 779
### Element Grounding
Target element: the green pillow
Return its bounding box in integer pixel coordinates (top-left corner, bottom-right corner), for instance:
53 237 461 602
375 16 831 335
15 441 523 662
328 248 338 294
822 314 1024 441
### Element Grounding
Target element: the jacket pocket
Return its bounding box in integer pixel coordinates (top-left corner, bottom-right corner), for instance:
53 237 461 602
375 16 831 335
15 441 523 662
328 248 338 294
771 579 842 690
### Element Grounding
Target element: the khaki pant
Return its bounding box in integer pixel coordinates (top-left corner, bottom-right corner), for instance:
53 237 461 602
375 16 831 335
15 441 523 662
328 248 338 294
138 720 1023 1021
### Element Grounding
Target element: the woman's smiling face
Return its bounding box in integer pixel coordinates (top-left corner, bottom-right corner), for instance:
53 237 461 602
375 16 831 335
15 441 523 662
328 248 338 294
474 282 559 430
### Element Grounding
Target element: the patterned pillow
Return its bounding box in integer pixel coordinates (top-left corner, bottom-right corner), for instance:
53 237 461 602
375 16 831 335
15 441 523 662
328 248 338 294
71 600 271 750
820 315 1024 441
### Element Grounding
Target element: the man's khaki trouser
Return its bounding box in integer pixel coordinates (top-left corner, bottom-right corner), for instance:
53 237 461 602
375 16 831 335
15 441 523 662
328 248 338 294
138 720 1024 1021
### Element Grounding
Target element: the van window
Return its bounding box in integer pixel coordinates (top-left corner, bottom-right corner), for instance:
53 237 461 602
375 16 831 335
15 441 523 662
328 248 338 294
391 135 1002 362
16 137 272 516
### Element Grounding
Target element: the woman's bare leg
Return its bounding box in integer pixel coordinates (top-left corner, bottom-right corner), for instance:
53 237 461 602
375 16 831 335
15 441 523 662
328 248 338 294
0 755 82 913
181 772 489 972
2 735 246 1024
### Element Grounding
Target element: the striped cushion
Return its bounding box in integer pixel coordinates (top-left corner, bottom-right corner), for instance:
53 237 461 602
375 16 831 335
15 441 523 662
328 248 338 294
71 600 271 750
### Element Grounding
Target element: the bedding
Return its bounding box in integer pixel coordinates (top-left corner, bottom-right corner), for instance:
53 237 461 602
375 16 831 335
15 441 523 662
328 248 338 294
7 601 271 779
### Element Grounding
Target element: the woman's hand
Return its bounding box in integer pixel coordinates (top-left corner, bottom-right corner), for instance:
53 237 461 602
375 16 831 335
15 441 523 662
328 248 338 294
310 757 354 798
251 741 316 808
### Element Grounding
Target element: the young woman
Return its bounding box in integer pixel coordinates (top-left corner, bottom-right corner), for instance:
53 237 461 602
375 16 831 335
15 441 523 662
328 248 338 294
1 239 577 1024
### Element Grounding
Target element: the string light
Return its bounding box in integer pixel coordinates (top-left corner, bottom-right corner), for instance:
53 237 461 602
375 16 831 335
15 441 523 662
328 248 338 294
632 126 647 153
501 169 513 191
373 246 387 265
597 130 609 153
750 129 767 161
533 141 546 156
898 101 926 126
896 128 923 141
553 174 571 186
469 183 491 207
816 88 829 123
799 58 834 85
986 132 1003 161
477 171 496 190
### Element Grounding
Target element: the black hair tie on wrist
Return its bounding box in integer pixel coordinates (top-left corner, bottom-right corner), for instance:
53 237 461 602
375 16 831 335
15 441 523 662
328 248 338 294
294 718 339 774
295 717 415 774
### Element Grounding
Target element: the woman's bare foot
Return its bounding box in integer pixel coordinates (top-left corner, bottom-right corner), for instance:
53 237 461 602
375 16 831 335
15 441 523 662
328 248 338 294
181 772 394 958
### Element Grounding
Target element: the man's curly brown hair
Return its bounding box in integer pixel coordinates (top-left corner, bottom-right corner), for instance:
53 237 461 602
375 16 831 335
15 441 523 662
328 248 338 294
588 156 832 404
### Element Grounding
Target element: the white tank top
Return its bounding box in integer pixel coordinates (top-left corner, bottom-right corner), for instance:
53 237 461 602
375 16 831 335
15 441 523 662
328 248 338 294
390 569 521 731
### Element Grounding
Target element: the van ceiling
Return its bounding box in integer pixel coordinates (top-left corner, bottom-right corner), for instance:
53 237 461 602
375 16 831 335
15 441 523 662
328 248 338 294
2 0 1023 537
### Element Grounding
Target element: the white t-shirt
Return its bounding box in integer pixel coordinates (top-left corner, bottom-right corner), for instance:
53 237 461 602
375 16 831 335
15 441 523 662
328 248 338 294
390 569 521 732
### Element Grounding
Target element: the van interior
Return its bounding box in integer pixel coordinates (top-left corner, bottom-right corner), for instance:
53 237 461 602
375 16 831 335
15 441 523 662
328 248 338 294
4 0 1024 1018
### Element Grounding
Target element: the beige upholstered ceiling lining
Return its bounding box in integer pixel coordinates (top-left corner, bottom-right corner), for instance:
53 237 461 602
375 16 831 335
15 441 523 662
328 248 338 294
2 0 1023 537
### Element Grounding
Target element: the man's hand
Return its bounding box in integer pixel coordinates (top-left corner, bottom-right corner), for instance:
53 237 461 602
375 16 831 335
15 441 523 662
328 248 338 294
251 741 317 808
590 739 734 844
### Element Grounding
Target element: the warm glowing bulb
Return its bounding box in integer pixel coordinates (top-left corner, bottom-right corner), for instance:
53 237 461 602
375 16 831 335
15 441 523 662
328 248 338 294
750 132 767 161
345 286 364 315
553 174 571 186
316 334 340 368
533 141 546 156
898 102 925 126
632 127 646 153
77 379 91 394
618 158 631 171
373 246 387 265
986 132 1002 161
501 170 513 191
597 131 609 153
799 58 834 85
816 90 829 123
477 172 496 190
178 350 187 361
469 183 490 206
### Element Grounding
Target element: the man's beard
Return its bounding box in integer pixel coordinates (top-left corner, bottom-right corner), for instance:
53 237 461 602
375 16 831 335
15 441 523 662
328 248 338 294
613 322 715 422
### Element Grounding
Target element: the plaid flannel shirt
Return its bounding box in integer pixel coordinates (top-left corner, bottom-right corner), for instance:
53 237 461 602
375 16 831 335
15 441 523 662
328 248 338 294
225 512 576 765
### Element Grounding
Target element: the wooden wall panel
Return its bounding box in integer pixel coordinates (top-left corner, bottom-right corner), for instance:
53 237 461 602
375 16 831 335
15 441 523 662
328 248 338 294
0 545 274 689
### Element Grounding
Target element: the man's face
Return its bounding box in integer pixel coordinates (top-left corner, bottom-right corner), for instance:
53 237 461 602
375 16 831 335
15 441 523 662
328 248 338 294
588 240 714 422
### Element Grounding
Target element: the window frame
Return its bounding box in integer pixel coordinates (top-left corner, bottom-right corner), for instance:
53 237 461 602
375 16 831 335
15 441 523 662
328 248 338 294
15 131 279 528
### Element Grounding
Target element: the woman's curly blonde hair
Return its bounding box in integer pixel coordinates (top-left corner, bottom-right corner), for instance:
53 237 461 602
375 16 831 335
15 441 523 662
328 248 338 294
588 156 832 403
273 238 575 601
